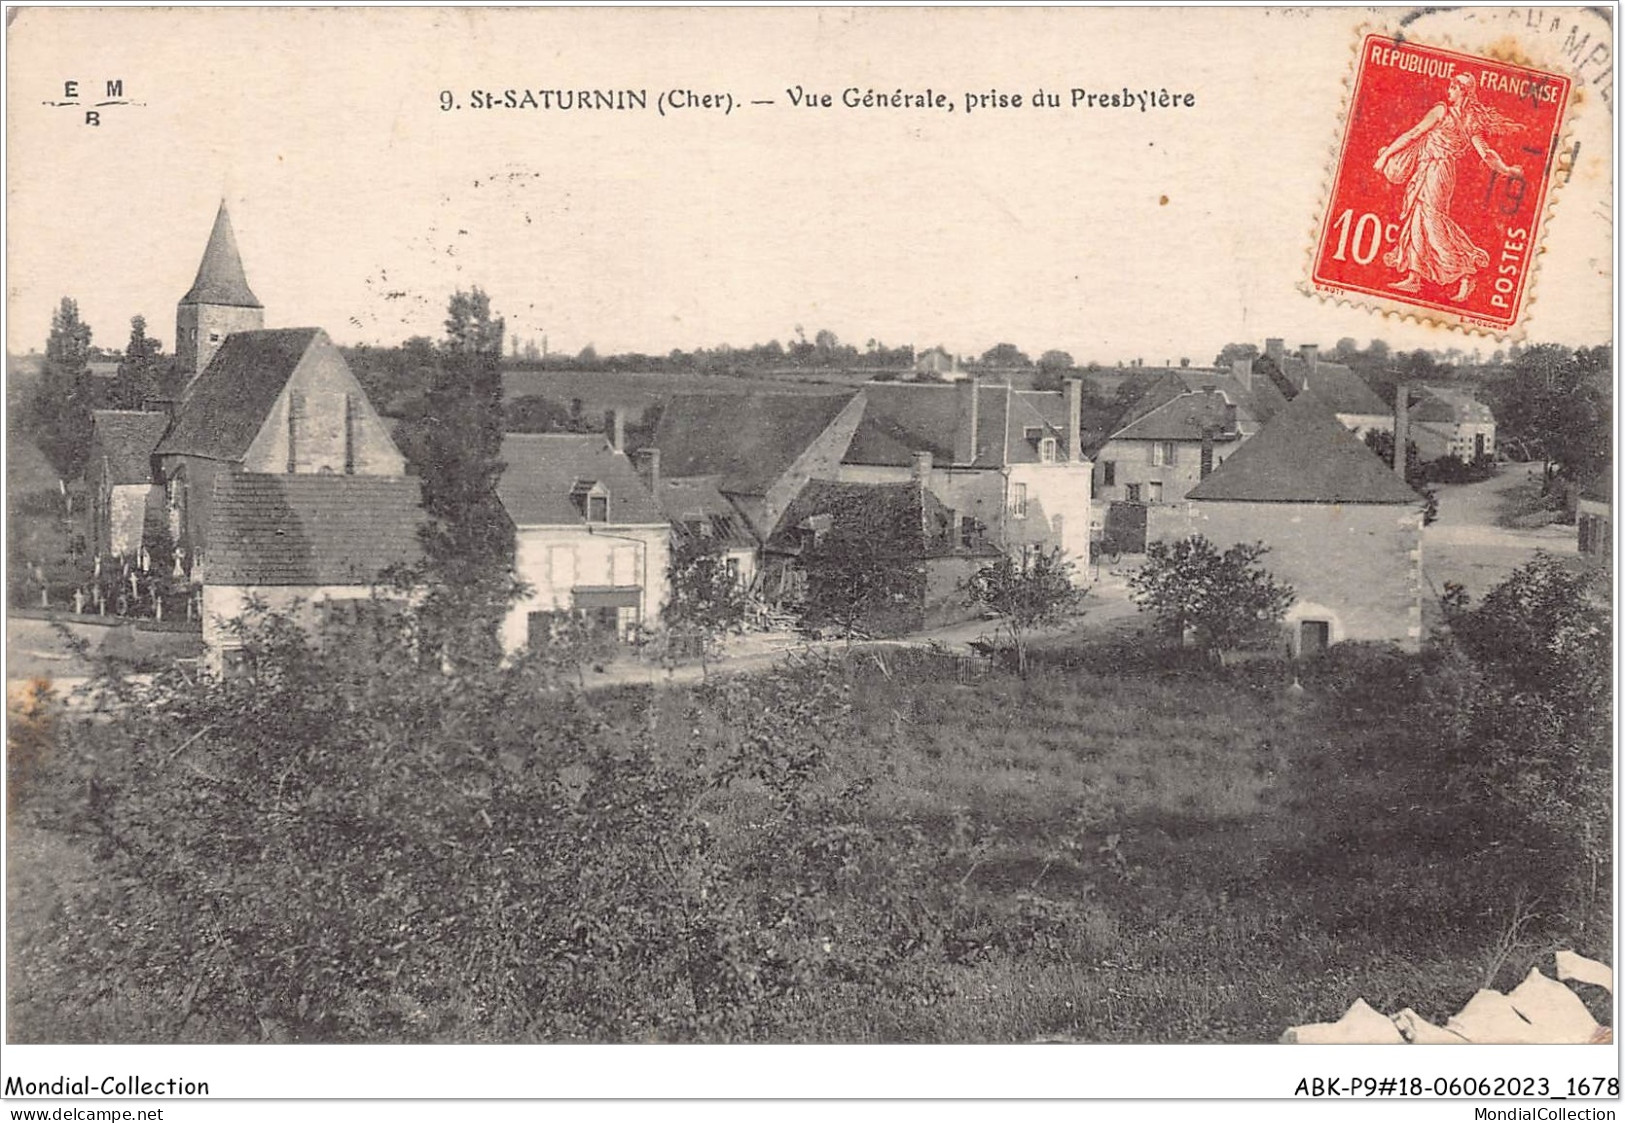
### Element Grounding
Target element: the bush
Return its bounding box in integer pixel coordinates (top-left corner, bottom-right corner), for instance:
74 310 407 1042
14 615 973 1042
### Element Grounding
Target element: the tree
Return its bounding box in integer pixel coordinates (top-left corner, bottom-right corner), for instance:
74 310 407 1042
1128 536 1294 663
663 534 750 675
30 297 95 479
398 287 519 664
980 342 1031 368
963 547 1085 676
112 315 163 410
1212 342 1259 369
797 535 920 643
1487 344 1610 495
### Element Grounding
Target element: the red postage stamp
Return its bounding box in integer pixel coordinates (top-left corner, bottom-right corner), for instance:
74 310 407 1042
1310 34 1571 334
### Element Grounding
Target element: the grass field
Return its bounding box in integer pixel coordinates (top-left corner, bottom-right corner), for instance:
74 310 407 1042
8 634 1608 1044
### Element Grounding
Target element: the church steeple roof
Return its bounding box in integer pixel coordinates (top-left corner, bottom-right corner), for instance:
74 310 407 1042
180 201 262 309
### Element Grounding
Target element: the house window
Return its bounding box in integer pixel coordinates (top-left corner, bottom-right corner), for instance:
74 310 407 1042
587 495 608 523
960 517 985 549
208 331 221 343
1151 441 1177 467
1125 483 1142 504
1038 437 1057 464
1147 481 1164 504
725 556 741 584
1101 461 1116 487
1010 482 1028 519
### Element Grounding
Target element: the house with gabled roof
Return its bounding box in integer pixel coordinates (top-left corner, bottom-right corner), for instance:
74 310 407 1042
1172 392 1427 655
496 433 670 653
203 474 426 667
1409 384 1497 463
643 453 761 593
838 377 1093 572
87 410 171 559
1256 338 1392 436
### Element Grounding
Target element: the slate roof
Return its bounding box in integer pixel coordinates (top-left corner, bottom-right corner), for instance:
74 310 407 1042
1185 392 1423 505
658 475 759 549
206 473 424 586
497 434 666 526
1286 357 1389 416
653 391 858 495
1111 391 1241 443
180 202 262 308
1119 368 1289 430
89 410 170 484
765 479 968 559
845 382 1008 467
156 328 321 461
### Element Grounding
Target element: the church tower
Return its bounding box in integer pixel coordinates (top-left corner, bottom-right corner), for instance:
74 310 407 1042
175 201 264 384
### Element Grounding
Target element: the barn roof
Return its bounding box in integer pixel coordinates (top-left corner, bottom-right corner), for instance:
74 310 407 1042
206 473 424 586
180 201 262 308
1186 392 1423 505
156 328 321 462
1288 357 1389 416
497 433 666 526
89 410 170 484
844 382 1009 467
654 391 858 495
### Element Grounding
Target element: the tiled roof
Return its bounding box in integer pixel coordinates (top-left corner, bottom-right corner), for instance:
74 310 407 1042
206 473 424 586
497 434 666 526
765 479 967 559
1286 357 1389 416
1111 391 1240 443
180 202 262 308
89 410 170 484
653 391 858 495
658 475 760 549
1186 392 1423 505
844 382 1009 467
156 328 320 461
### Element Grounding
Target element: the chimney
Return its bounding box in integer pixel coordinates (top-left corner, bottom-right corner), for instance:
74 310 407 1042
1264 338 1285 367
954 373 981 465
1064 377 1083 463
1393 381 1410 480
911 450 933 480
609 407 625 453
1300 343 1320 374
1231 356 1253 390
634 447 661 495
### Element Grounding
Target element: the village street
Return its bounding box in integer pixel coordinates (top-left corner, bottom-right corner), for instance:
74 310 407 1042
1421 467 1579 602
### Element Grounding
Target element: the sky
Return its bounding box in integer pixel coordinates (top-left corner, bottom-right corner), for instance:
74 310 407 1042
6 6 1614 366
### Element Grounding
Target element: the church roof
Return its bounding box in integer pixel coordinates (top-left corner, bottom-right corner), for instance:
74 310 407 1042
1186 392 1423 505
89 410 170 484
180 202 262 309
206 473 425 586
156 328 322 462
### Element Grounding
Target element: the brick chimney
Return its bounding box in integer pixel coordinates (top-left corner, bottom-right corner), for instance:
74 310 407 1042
911 450 933 480
1231 356 1253 390
609 407 626 453
1264 338 1285 367
1300 343 1320 375
1064 378 1083 463
954 373 981 465
1393 381 1410 480
634 447 660 495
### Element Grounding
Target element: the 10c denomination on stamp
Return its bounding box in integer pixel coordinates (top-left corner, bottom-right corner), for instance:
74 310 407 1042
1310 34 1571 335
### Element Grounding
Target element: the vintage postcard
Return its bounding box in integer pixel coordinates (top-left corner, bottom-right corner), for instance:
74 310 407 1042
2 5 1615 1115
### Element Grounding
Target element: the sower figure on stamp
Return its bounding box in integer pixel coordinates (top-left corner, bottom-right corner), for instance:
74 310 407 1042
1373 72 1524 303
